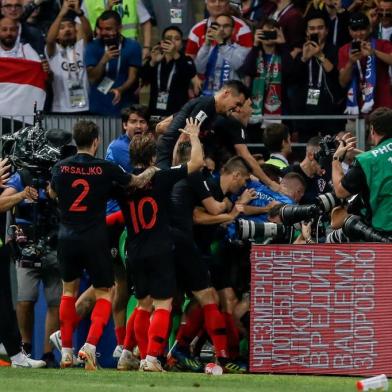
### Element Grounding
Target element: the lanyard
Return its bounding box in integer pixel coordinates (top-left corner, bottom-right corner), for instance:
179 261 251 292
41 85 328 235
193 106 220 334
332 17 338 46
308 59 323 88
61 45 80 81
157 61 176 92
105 42 122 79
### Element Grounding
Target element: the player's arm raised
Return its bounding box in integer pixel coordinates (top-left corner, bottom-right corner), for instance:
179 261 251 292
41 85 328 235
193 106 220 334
179 118 204 174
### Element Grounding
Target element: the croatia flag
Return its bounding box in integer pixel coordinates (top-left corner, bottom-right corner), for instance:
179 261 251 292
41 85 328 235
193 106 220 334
0 57 47 120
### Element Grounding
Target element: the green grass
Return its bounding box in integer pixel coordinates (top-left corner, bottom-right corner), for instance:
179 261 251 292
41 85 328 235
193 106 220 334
0 368 361 392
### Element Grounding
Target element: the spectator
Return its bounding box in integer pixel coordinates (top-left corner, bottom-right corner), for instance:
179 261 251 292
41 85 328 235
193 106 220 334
290 11 344 140
241 0 264 25
195 14 251 96
323 0 351 48
0 16 47 119
185 0 253 59
263 123 292 169
141 26 196 118
22 0 60 35
85 10 142 117
142 0 195 39
267 0 305 48
286 135 332 204
0 0 45 54
240 18 293 125
376 0 392 40
338 12 392 114
106 104 150 173
82 0 152 59
45 0 92 113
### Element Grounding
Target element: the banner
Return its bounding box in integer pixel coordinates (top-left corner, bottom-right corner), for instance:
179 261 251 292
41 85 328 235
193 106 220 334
0 57 47 119
250 244 392 376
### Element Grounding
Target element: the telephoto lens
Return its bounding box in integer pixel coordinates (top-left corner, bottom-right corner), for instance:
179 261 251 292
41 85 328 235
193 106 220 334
343 215 392 243
279 204 319 226
316 192 341 213
237 219 286 241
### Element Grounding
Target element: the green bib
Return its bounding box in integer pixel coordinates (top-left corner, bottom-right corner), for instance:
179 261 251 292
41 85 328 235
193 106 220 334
265 157 288 169
84 0 138 39
356 137 392 232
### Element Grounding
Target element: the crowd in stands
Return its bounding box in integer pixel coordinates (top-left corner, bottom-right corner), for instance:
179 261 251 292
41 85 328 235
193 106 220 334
0 0 392 375
0 0 391 134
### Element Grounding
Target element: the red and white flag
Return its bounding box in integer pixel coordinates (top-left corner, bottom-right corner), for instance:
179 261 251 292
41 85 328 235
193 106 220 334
0 57 47 119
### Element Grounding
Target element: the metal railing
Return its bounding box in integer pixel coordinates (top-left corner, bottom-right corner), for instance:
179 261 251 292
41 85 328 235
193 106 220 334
0 114 367 158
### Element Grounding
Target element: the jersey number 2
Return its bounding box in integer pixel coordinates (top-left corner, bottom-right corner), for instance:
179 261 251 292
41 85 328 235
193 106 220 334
69 179 90 212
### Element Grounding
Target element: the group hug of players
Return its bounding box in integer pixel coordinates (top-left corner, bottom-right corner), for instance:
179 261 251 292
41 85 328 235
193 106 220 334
50 80 256 373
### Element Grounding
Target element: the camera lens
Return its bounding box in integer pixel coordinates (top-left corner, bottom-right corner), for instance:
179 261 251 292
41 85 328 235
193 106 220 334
280 204 319 226
237 219 285 241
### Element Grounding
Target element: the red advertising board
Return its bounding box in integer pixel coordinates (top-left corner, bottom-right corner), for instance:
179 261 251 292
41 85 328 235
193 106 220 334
250 244 392 376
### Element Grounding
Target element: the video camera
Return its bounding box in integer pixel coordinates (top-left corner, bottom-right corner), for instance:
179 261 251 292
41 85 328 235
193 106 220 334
1 104 73 179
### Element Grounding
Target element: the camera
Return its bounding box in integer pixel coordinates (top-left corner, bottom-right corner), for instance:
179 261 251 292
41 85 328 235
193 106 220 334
279 204 320 225
316 192 341 213
343 215 392 243
314 135 339 163
261 30 277 40
237 219 286 241
1 105 72 179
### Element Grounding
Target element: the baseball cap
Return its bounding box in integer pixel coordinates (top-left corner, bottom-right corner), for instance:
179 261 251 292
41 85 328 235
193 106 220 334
349 12 370 29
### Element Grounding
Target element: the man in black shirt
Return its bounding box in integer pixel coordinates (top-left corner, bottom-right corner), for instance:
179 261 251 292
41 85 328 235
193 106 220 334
50 120 155 371
286 136 332 204
156 80 249 169
113 118 203 372
170 156 254 372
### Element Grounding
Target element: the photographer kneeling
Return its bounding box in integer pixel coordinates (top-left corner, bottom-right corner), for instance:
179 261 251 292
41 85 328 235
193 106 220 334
332 107 392 239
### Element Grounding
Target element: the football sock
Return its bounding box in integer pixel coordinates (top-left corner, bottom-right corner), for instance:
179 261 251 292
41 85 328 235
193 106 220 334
115 326 126 346
123 308 138 352
135 308 151 359
60 295 81 349
203 304 228 358
223 312 240 359
86 298 112 346
176 304 204 349
147 309 170 358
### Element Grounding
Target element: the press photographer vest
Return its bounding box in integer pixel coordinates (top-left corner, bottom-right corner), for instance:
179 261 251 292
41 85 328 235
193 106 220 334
84 0 138 39
356 137 392 232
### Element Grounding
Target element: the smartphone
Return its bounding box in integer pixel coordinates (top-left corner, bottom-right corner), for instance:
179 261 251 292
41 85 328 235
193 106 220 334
261 30 277 40
351 40 361 52
310 33 319 44
210 22 219 30
105 38 119 49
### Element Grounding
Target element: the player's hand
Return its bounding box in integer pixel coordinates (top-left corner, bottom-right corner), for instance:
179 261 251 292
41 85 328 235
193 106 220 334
110 88 121 105
131 166 159 189
333 133 356 161
0 158 11 188
179 118 201 137
22 186 38 202
237 188 257 205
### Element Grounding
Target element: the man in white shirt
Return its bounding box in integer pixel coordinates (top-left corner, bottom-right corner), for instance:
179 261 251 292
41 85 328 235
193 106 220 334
46 0 92 113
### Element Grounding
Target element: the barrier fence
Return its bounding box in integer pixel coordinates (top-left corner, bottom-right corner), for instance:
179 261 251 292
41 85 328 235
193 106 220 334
250 243 392 376
1 114 367 158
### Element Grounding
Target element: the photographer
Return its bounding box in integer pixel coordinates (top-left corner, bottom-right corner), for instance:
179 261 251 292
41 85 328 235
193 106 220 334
0 158 47 368
0 166 61 367
333 107 392 235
